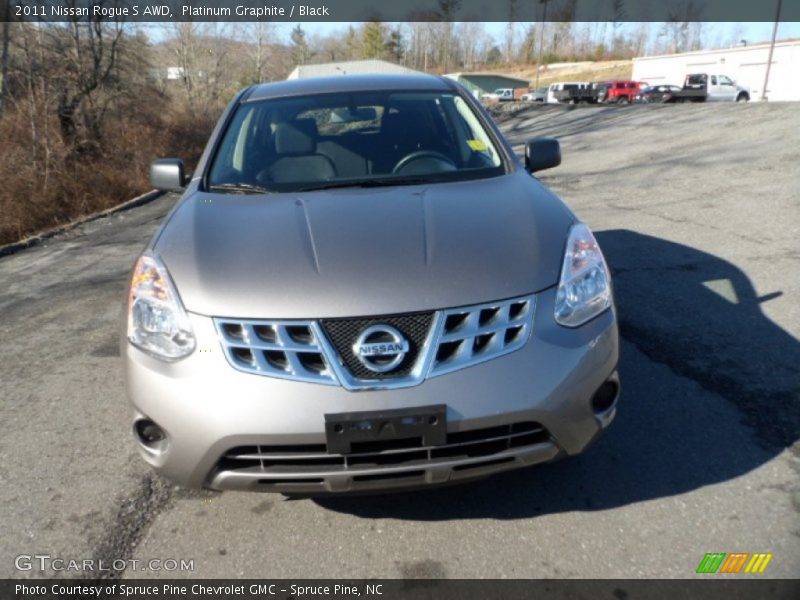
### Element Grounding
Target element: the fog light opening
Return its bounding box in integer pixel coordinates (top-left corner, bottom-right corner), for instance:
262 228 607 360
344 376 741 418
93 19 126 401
134 418 168 453
591 380 619 414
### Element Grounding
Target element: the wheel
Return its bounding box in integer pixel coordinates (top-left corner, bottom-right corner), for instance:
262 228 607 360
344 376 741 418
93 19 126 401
392 151 456 175
619 97 629 105
736 93 749 103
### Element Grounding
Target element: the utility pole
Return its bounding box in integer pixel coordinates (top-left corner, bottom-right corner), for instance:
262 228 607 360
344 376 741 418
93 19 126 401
761 0 782 101
534 0 550 91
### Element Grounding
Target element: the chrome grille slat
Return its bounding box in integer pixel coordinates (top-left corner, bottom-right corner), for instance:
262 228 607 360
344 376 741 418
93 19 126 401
429 297 535 378
225 427 545 462
215 319 337 385
218 422 550 480
213 294 535 389
438 316 529 341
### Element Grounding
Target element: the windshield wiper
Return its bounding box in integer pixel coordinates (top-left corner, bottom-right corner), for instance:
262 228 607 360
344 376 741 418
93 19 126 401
296 178 433 192
207 182 273 194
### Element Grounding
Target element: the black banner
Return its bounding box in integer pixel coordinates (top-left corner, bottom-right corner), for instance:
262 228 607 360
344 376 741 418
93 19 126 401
3 580 800 600
3 0 800 23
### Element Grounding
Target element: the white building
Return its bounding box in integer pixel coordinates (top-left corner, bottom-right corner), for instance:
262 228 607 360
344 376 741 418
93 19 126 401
287 59 419 80
147 66 186 81
632 40 800 102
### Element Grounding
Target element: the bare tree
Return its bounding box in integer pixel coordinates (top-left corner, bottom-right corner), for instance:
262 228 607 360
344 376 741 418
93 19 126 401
171 22 200 114
167 22 237 120
611 0 627 55
505 1 518 64
630 22 652 57
46 13 124 150
659 0 703 54
0 2 10 119
408 22 439 72
436 0 460 73
311 29 349 62
251 22 275 83
517 23 537 64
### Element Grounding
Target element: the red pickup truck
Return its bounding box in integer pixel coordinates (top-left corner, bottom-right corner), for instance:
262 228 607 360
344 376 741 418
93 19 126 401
597 81 646 104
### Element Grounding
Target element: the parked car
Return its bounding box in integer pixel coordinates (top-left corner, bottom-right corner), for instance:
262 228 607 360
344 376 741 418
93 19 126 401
547 82 596 104
596 80 646 104
665 73 750 102
481 88 516 102
521 87 548 102
126 74 620 494
634 84 683 103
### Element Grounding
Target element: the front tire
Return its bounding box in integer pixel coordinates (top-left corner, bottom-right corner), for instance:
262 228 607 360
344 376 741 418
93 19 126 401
736 92 749 103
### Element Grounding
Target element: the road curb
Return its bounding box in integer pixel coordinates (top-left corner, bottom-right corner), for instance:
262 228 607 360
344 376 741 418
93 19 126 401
0 189 164 259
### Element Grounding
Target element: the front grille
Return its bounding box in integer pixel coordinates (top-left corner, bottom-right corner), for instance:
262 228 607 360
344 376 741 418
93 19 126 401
213 294 535 390
216 421 549 477
214 319 337 385
320 313 434 380
429 297 534 378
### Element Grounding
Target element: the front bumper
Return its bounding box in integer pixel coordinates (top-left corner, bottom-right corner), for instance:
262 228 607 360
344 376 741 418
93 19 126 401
123 286 619 493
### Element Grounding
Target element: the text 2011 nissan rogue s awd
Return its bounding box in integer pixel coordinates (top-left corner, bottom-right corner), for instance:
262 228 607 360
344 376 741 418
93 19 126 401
123 74 619 494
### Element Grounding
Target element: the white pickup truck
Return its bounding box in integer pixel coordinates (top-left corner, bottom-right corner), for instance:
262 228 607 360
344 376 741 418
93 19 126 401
481 88 516 102
667 73 750 102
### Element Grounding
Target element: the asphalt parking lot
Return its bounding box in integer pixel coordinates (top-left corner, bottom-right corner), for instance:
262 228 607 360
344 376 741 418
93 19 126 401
1 102 798 579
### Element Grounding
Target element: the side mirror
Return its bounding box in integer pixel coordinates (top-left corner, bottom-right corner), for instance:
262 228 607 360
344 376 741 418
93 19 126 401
150 158 187 191
525 138 561 173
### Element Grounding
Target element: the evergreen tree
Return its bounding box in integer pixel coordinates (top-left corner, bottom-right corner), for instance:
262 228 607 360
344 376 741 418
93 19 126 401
362 21 386 59
290 25 309 65
385 28 404 63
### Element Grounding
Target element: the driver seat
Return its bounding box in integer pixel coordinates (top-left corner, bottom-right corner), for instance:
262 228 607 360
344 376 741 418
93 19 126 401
375 108 434 174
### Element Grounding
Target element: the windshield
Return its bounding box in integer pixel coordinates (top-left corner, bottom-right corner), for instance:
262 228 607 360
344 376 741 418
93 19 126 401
207 90 505 193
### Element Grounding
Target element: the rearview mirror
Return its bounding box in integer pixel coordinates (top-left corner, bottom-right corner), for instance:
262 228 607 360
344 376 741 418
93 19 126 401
150 158 187 191
525 138 561 173
330 107 378 123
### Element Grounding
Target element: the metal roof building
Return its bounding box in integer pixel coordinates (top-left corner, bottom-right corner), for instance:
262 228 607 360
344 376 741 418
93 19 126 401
287 59 419 80
444 73 531 98
632 40 800 102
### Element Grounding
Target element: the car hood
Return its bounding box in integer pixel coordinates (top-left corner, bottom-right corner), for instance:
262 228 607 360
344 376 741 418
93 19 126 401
154 172 574 318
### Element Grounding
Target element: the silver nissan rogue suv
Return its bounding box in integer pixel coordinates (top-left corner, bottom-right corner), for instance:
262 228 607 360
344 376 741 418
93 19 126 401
123 74 619 494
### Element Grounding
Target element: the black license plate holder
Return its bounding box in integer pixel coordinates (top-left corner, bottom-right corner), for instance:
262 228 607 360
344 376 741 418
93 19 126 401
324 405 446 455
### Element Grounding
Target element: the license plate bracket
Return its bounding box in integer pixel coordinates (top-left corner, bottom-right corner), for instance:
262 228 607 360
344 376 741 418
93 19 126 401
324 405 447 455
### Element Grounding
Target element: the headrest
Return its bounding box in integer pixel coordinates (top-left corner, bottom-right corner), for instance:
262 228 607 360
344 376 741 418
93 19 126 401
383 108 433 148
274 119 318 155
382 109 420 136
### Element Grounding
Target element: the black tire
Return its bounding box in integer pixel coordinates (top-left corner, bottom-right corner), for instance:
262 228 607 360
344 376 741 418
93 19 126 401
736 93 749 103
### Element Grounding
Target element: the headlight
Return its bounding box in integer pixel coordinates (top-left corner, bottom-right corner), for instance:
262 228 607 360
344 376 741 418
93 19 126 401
127 252 195 360
554 223 612 327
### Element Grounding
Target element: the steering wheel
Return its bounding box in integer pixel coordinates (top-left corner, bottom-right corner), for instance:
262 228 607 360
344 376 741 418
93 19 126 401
392 150 456 175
